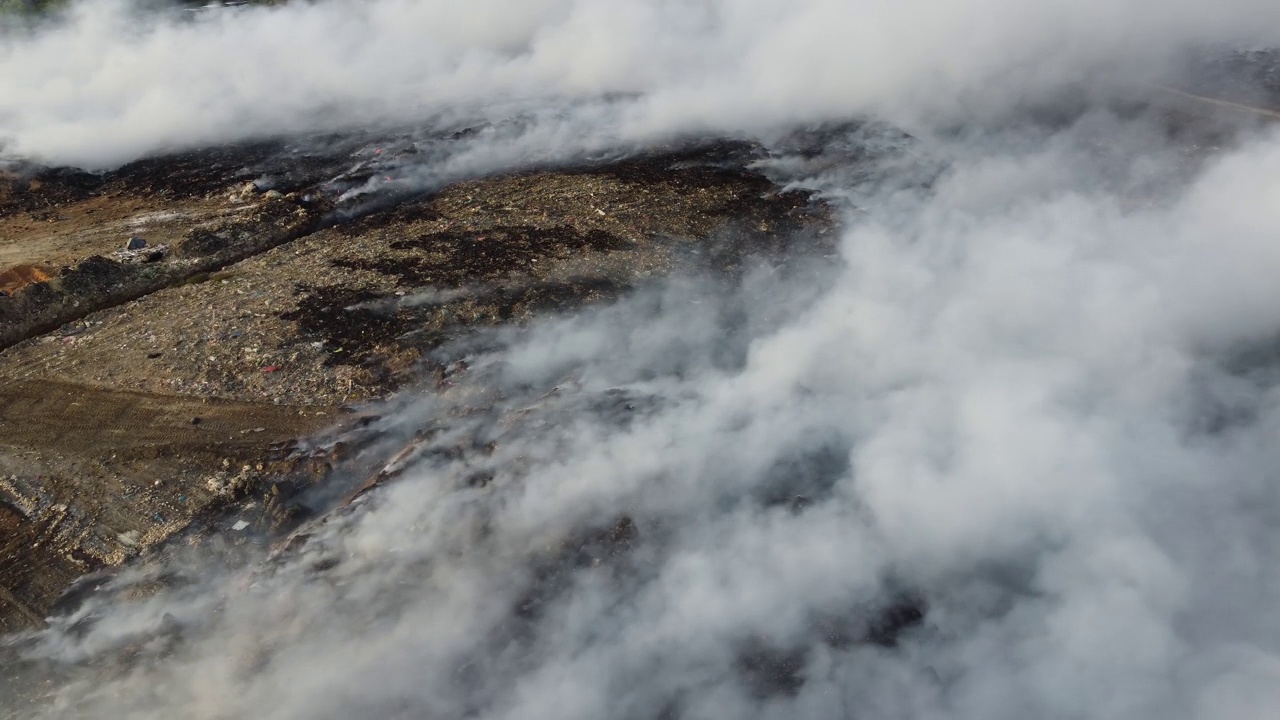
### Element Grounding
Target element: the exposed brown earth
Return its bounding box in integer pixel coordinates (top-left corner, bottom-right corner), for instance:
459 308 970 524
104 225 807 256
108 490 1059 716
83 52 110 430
0 137 832 631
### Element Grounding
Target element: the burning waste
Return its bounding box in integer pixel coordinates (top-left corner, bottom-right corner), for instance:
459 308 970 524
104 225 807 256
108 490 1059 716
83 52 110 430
3 2 1280 720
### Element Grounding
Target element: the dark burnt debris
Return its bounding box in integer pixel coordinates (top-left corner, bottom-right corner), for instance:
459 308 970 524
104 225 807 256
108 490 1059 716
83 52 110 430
354 224 632 285
0 165 104 218
737 641 810 699
0 134 827 353
736 594 928 700
513 515 640 623
0 126 841 632
284 224 635 364
271 144 826 386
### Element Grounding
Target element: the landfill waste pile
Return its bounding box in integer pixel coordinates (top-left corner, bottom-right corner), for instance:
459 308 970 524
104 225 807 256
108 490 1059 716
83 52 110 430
4 2 1280 719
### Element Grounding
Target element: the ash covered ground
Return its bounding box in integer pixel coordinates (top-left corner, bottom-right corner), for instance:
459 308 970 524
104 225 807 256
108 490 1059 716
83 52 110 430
5 2 1280 719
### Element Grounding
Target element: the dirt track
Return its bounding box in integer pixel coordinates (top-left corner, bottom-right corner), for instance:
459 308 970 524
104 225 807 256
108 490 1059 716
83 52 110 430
0 378 340 631
0 379 332 455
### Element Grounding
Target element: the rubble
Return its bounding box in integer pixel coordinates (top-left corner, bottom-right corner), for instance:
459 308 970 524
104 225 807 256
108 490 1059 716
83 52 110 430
109 242 168 264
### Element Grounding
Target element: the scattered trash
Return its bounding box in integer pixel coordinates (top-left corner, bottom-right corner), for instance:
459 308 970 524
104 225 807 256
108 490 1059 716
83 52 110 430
264 189 284 200
117 530 140 547
261 365 281 373
227 181 261 203
126 237 148 250
147 352 163 359
110 243 169 264
231 520 250 531
191 417 202 425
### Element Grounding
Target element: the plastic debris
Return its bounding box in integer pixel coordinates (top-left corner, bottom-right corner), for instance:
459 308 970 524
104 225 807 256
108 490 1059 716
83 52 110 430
110 244 169 264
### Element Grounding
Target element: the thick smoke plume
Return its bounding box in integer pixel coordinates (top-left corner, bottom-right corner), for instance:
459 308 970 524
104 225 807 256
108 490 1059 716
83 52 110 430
5 2 1280 720
3 0 1280 167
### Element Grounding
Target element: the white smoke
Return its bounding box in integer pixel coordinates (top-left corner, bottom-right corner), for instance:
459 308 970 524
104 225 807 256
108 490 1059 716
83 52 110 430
3 0 1280 167
5 2 1280 720
8 115 1280 719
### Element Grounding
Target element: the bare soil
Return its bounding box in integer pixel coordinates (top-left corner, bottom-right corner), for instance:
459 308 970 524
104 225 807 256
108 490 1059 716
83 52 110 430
0 135 832 630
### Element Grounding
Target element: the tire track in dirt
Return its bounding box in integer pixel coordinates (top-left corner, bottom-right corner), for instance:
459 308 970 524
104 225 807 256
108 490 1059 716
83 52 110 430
0 379 334 455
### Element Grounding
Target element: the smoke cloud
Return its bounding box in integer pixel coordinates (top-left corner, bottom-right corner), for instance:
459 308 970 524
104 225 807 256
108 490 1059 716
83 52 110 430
6 2 1280 720
3 0 1280 167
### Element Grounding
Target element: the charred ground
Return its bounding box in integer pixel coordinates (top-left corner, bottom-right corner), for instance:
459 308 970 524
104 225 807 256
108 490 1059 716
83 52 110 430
1 83 1271 713
0 131 832 632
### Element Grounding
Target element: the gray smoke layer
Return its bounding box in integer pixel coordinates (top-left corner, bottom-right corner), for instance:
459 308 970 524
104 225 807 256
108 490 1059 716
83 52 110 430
4 0 1280 168
6 2 1280 720
9 115 1280 719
